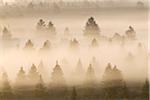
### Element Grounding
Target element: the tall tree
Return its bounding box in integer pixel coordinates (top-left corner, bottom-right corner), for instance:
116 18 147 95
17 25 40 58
34 75 47 98
71 87 77 100
85 64 96 85
141 79 149 100
40 40 51 51
16 67 26 86
24 39 34 50
102 64 128 99
2 27 12 40
51 61 66 86
28 64 39 84
73 59 84 85
84 17 100 38
1 72 12 98
70 38 79 50
36 19 46 31
91 38 99 47
46 21 56 35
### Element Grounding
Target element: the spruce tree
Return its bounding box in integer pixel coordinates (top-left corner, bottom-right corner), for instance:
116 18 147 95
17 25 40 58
2 27 12 40
141 79 149 100
41 40 51 50
16 67 26 86
36 19 46 30
51 61 65 86
70 38 79 50
71 87 77 100
35 75 47 98
91 38 99 47
84 17 100 38
28 64 39 84
24 39 34 49
46 21 56 35
85 64 96 85
102 64 128 99
73 59 84 85
1 72 12 98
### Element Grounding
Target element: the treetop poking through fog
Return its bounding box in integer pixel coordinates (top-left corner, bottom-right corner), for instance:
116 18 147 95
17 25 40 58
84 17 100 38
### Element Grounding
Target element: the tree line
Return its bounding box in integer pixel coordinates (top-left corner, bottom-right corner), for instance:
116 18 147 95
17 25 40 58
0 61 149 100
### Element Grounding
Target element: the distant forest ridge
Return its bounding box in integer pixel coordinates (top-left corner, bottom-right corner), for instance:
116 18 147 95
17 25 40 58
0 0 148 7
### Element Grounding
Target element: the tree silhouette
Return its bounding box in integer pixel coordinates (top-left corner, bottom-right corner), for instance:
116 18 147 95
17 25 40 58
84 17 100 38
71 87 77 100
24 39 34 50
125 26 136 39
85 64 96 86
40 40 51 51
34 75 47 98
36 19 46 30
1 72 12 98
91 38 99 47
16 67 26 86
141 79 149 100
102 64 128 99
73 59 84 85
28 64 39 84
70 38 79 50
51 61 66 86
2 27 12 40
46 21 56 35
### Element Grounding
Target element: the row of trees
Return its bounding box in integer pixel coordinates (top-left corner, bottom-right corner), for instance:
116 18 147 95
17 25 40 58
1 17 136 42
2 0 146 8
36 19 56 35
0 61 149 100
35 17 136 40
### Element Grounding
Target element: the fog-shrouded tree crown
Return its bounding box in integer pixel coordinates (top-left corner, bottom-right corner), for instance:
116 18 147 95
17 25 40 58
16 67 26 81
24 39 34 49
84 17 100 38
51 61 65 85
85 64 96 85
28 64 39 83
2 27 12 40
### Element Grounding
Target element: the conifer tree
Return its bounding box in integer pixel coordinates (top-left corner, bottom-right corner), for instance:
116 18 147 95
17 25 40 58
36 19 46 30
51 61 65 86
102 64 128 99
75 59 84 75
24 39 34 49
16 67 26 85
35 75 47 97
1 72 12 97
2 27 12 40
47 21 56 35
70 38 79 50
28 64 39 84
141 79 149 99
41 40 51 50
71 87 77 100
73 59 84 84
84 17 100 38
85 64 96 85
91 38 99 47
